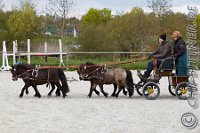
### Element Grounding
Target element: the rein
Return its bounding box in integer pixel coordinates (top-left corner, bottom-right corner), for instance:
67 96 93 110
37 57 148 70
16 69 34 79
86 66 104 78
85 65 108 81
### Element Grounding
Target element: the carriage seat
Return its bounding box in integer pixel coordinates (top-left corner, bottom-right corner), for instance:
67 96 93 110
158 57 174 76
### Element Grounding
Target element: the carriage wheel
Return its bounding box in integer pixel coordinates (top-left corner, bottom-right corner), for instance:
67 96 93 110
142 82 160 100
175 82 190 100
168 85 176 96
136 81 144 96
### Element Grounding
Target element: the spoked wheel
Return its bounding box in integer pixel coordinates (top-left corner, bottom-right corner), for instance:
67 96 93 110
143 82 160 100
136 81 144 96
175 82 190 100
168 85 176 96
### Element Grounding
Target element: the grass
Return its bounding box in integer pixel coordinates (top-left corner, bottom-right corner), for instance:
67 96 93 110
0 55 148 70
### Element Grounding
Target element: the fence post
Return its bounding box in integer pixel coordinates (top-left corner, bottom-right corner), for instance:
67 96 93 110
59 39 65 66
44 42 48 63
27 39 31 64
1 41 10 71
113 53 116 61
13 41 16 64
44 42 47 53
1 41 5 70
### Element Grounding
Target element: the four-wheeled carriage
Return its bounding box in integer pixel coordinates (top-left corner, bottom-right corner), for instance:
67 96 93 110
136 57 190 100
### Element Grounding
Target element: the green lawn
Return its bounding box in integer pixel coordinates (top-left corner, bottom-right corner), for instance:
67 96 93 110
0 55 148 70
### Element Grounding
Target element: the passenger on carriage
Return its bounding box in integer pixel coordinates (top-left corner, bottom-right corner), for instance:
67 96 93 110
171 31 188 76
141 33 171 78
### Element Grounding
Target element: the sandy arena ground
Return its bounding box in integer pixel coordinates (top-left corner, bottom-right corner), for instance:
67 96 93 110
0 71 199 133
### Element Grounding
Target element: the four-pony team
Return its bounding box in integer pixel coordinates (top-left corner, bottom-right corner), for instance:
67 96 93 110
10 31 189 99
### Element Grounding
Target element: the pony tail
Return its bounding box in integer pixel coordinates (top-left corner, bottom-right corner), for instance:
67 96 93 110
58 69 70 93
125 70 134 97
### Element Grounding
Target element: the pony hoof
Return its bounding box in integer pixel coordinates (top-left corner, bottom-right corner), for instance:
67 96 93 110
87 95 92 98
26 92 29 95
104 93 108 98
47 94 51 97
96 92 100 96
129 93 133 98
56 93 61 97
111 94 115 97
37 95 41 98
19 95 23 98
124 91 128 96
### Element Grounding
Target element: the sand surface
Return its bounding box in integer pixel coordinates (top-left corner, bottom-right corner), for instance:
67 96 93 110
0 71 199 133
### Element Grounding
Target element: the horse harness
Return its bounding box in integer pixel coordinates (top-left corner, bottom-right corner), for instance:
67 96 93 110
85 65 109 81
14 67 51 83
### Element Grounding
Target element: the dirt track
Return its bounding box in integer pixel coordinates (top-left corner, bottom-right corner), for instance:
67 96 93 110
0 71 199 133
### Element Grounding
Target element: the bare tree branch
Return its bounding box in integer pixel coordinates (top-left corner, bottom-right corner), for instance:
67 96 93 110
46 0 74 39
0 0 4 10
147 0 172 17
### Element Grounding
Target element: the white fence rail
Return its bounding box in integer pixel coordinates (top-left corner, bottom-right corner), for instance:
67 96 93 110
1 39 200 71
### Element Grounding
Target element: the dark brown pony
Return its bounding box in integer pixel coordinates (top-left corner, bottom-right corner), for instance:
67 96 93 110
10 63 69 98
77 62 134 98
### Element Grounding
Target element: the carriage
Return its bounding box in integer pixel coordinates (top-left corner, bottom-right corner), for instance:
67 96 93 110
10 57 195 100
135 57 192 100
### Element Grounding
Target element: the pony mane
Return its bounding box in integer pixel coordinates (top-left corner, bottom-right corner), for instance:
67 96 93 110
85 62 95 65
15 63 34 70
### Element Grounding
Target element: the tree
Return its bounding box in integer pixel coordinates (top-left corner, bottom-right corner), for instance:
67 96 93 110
0 10 6 30
81 8 112 27
130 7 144 14
47 0 74 39
147 0 172 17
0 0 4 10
7 0 38 40
78 7 159 53
147 0 172 31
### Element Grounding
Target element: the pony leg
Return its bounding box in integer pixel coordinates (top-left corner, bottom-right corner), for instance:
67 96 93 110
25 88 29 95
32 85 41 98
122 87 128 96
19 84 31 98
55 82 66 98
127 87 134 98
48 84 55 97
111 84 117 97
115 86 123 98
99 84 108 97
30 85 39 97
88 83 93 98
88 82 97 98
94 89 100 96
55 88 61 96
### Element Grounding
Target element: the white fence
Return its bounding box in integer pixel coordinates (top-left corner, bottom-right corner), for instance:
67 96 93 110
1 40 200 71
0 39 66 71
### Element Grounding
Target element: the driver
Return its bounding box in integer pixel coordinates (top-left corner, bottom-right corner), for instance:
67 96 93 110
141 33 171 78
